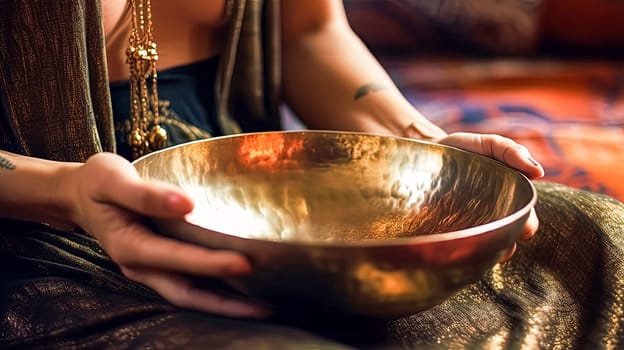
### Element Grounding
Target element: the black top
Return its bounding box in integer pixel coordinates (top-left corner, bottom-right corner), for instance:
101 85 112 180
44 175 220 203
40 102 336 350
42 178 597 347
109 56 222 160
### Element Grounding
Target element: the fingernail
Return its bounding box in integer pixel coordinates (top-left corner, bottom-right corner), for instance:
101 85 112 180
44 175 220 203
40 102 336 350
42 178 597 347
528 156 541 167
529 156 545 178
227 263 251 275
166 193 188 212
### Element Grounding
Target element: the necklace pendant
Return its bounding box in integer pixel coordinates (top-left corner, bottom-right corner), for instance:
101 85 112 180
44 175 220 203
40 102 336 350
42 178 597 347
148 125 168 152
128 129 144 148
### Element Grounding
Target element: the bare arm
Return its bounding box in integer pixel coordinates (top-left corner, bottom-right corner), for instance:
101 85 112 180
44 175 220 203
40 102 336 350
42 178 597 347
281 0 445 139
0 150 266 318
281 1 543 262
0 151 78 228
281 0 543 178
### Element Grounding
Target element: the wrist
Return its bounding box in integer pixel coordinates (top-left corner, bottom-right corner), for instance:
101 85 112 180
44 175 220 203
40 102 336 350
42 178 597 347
0 151 82 228
49 161 83 229
351 87 447 140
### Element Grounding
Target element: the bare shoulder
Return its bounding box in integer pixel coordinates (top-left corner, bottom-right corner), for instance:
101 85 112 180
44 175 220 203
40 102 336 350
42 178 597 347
104 0 228 80
102 0 227 35
101 0 127 37
152 0 227 26
281 0 349 42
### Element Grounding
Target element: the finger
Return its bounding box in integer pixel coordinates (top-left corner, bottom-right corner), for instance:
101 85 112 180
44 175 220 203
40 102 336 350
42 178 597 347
498 242 517 264
402 117 448 141
122 266 271 319
439 133 545 179
86 153 194 218
520 208 539 241
107 224 252 277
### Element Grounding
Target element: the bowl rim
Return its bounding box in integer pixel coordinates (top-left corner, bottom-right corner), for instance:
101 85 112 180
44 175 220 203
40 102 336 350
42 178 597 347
134 130 538 247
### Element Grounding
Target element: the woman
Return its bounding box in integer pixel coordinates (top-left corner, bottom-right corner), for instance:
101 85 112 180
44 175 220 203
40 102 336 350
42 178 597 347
1 1 586 348
0 0 543 318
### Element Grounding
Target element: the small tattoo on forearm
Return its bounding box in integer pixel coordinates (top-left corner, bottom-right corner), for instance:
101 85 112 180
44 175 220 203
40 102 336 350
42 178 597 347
0 156 16 170
354 82 389 100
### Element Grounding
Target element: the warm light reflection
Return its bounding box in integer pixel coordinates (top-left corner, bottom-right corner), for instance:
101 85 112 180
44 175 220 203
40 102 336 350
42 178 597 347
355 263 415 297
237 133 304 167
521 305 551 350
485 329 509 349
396 149 444 208
182 183 281 240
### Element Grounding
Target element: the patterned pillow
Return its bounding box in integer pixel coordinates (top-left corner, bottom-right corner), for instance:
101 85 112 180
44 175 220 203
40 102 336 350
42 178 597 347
344 0 542 55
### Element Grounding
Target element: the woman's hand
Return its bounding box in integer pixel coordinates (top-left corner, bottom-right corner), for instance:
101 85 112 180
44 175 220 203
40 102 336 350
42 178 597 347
58 152 269 318
437 132 544 262
438 132 544 180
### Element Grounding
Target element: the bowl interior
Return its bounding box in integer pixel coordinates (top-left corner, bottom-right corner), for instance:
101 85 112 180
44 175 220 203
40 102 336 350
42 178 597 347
133 131 534 244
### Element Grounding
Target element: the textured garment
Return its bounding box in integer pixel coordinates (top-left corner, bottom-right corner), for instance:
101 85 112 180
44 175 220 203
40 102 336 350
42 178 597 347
110 57 222 160
216 0 282 135
0 0 114 162
1 182 623 349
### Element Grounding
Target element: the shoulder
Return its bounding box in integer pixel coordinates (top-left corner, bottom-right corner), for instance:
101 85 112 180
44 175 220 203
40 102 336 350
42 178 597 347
101 0 128 38
281 0 350 42
102 0 228 36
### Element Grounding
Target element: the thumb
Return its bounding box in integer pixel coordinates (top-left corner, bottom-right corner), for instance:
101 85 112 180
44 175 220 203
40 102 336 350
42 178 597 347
83 152 194 218
439 133 544 180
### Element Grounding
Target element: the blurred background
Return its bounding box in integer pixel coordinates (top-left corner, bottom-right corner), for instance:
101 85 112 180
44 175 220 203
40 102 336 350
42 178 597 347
338 0 624 201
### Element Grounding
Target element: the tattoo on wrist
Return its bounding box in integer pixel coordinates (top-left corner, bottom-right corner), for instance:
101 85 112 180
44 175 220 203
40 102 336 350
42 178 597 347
354 82 389 100
0 155 16 170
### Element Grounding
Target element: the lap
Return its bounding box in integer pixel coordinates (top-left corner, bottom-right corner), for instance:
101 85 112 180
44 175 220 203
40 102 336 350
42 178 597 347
2 182 623 349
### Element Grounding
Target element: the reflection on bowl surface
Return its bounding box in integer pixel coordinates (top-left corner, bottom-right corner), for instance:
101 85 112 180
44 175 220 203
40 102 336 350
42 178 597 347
133 131 536 319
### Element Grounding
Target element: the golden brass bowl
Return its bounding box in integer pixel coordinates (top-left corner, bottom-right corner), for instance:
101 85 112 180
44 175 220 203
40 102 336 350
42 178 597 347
133 131 536 319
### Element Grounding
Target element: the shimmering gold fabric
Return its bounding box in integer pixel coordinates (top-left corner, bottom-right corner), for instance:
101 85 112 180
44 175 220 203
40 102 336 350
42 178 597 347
0 0 115 162
382 182 624 349
1 182 623 349
215 0 282 135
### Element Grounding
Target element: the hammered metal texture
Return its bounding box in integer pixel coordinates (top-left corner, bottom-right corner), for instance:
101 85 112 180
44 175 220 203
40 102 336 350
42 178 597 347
133 131 536 319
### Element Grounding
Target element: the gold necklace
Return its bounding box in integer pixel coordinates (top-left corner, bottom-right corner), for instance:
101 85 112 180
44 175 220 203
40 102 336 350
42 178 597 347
126 0 167 159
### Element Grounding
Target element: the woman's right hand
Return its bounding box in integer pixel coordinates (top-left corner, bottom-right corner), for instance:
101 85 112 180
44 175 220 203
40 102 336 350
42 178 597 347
57 152 270 318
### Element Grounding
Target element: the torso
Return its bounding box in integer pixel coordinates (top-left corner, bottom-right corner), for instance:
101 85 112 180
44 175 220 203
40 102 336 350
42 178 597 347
102 0 229 159
103 0 228 82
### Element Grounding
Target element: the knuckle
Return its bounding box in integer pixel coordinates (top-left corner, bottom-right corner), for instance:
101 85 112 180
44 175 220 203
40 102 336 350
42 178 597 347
103 224 143 265
84 162 116 194
134 188 153 211
506 144 529 161
490 134 509 145
479 135 496 154
93 168 113 189
167 282 195 307
515 144 530 156
120 266 141 281
105 242 129 265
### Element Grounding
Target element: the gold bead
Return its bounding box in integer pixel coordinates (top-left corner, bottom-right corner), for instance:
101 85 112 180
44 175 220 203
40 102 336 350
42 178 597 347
128 130 144 147
148 125 168 151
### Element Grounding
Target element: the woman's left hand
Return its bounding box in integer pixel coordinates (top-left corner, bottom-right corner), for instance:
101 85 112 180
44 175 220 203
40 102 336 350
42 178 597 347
437 132 544 263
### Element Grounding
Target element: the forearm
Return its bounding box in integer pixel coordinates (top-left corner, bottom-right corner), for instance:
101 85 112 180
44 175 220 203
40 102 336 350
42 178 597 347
0 150 79 227
282 24 445 139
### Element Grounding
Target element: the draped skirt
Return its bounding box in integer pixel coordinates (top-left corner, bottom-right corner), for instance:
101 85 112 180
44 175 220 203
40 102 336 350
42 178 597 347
1 182 623 349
